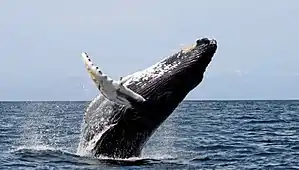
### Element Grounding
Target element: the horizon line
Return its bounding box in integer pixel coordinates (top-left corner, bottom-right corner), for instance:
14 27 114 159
0 99 299 102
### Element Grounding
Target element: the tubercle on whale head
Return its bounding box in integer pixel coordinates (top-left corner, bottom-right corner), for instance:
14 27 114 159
180 37 217 78
181 38 217 64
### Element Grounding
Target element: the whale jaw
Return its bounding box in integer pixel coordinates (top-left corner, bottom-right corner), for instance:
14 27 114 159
79 38 218 159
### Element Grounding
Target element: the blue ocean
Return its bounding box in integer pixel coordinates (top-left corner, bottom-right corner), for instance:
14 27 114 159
0 101 298 169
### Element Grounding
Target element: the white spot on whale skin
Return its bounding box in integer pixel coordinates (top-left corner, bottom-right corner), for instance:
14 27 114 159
122 59 181 88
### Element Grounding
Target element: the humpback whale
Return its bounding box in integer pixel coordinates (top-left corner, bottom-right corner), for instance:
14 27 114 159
77 38 218 158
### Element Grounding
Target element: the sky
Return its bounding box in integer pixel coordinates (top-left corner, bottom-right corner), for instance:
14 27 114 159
0 0 299 101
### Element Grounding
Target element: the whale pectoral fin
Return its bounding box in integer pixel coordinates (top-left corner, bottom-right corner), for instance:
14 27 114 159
81 52 104 89
81 52 146 106
116 83 146 103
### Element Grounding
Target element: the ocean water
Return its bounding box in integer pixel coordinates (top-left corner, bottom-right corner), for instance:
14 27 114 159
0 100 298 169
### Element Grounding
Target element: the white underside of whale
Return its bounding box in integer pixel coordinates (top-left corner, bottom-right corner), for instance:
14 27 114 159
81 52 146 107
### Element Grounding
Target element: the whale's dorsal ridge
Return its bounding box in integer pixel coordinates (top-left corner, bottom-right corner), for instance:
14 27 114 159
81 52 146 107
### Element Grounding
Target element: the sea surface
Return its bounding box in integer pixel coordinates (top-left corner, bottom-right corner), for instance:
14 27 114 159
0 100 298 169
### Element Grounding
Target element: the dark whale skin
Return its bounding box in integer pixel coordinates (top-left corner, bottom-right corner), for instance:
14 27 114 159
77 38 218 158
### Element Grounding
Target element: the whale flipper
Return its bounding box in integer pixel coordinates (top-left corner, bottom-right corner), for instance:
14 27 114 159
81 52 146 106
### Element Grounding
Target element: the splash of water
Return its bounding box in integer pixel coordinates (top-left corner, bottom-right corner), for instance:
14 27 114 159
76 124 116 157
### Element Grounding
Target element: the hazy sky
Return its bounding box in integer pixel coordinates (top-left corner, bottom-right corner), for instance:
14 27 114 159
1 1 298 101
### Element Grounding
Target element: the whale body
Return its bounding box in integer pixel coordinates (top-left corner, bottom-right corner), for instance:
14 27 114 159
77 38 218 158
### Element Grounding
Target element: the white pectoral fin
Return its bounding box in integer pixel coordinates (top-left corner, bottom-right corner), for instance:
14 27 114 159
81 52 103 89
117 84 146 103
81 52 146 106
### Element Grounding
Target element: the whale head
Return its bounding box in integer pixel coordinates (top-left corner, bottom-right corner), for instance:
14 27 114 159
123 38 217 115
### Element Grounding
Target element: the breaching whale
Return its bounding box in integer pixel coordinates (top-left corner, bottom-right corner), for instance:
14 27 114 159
77 38 218 158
